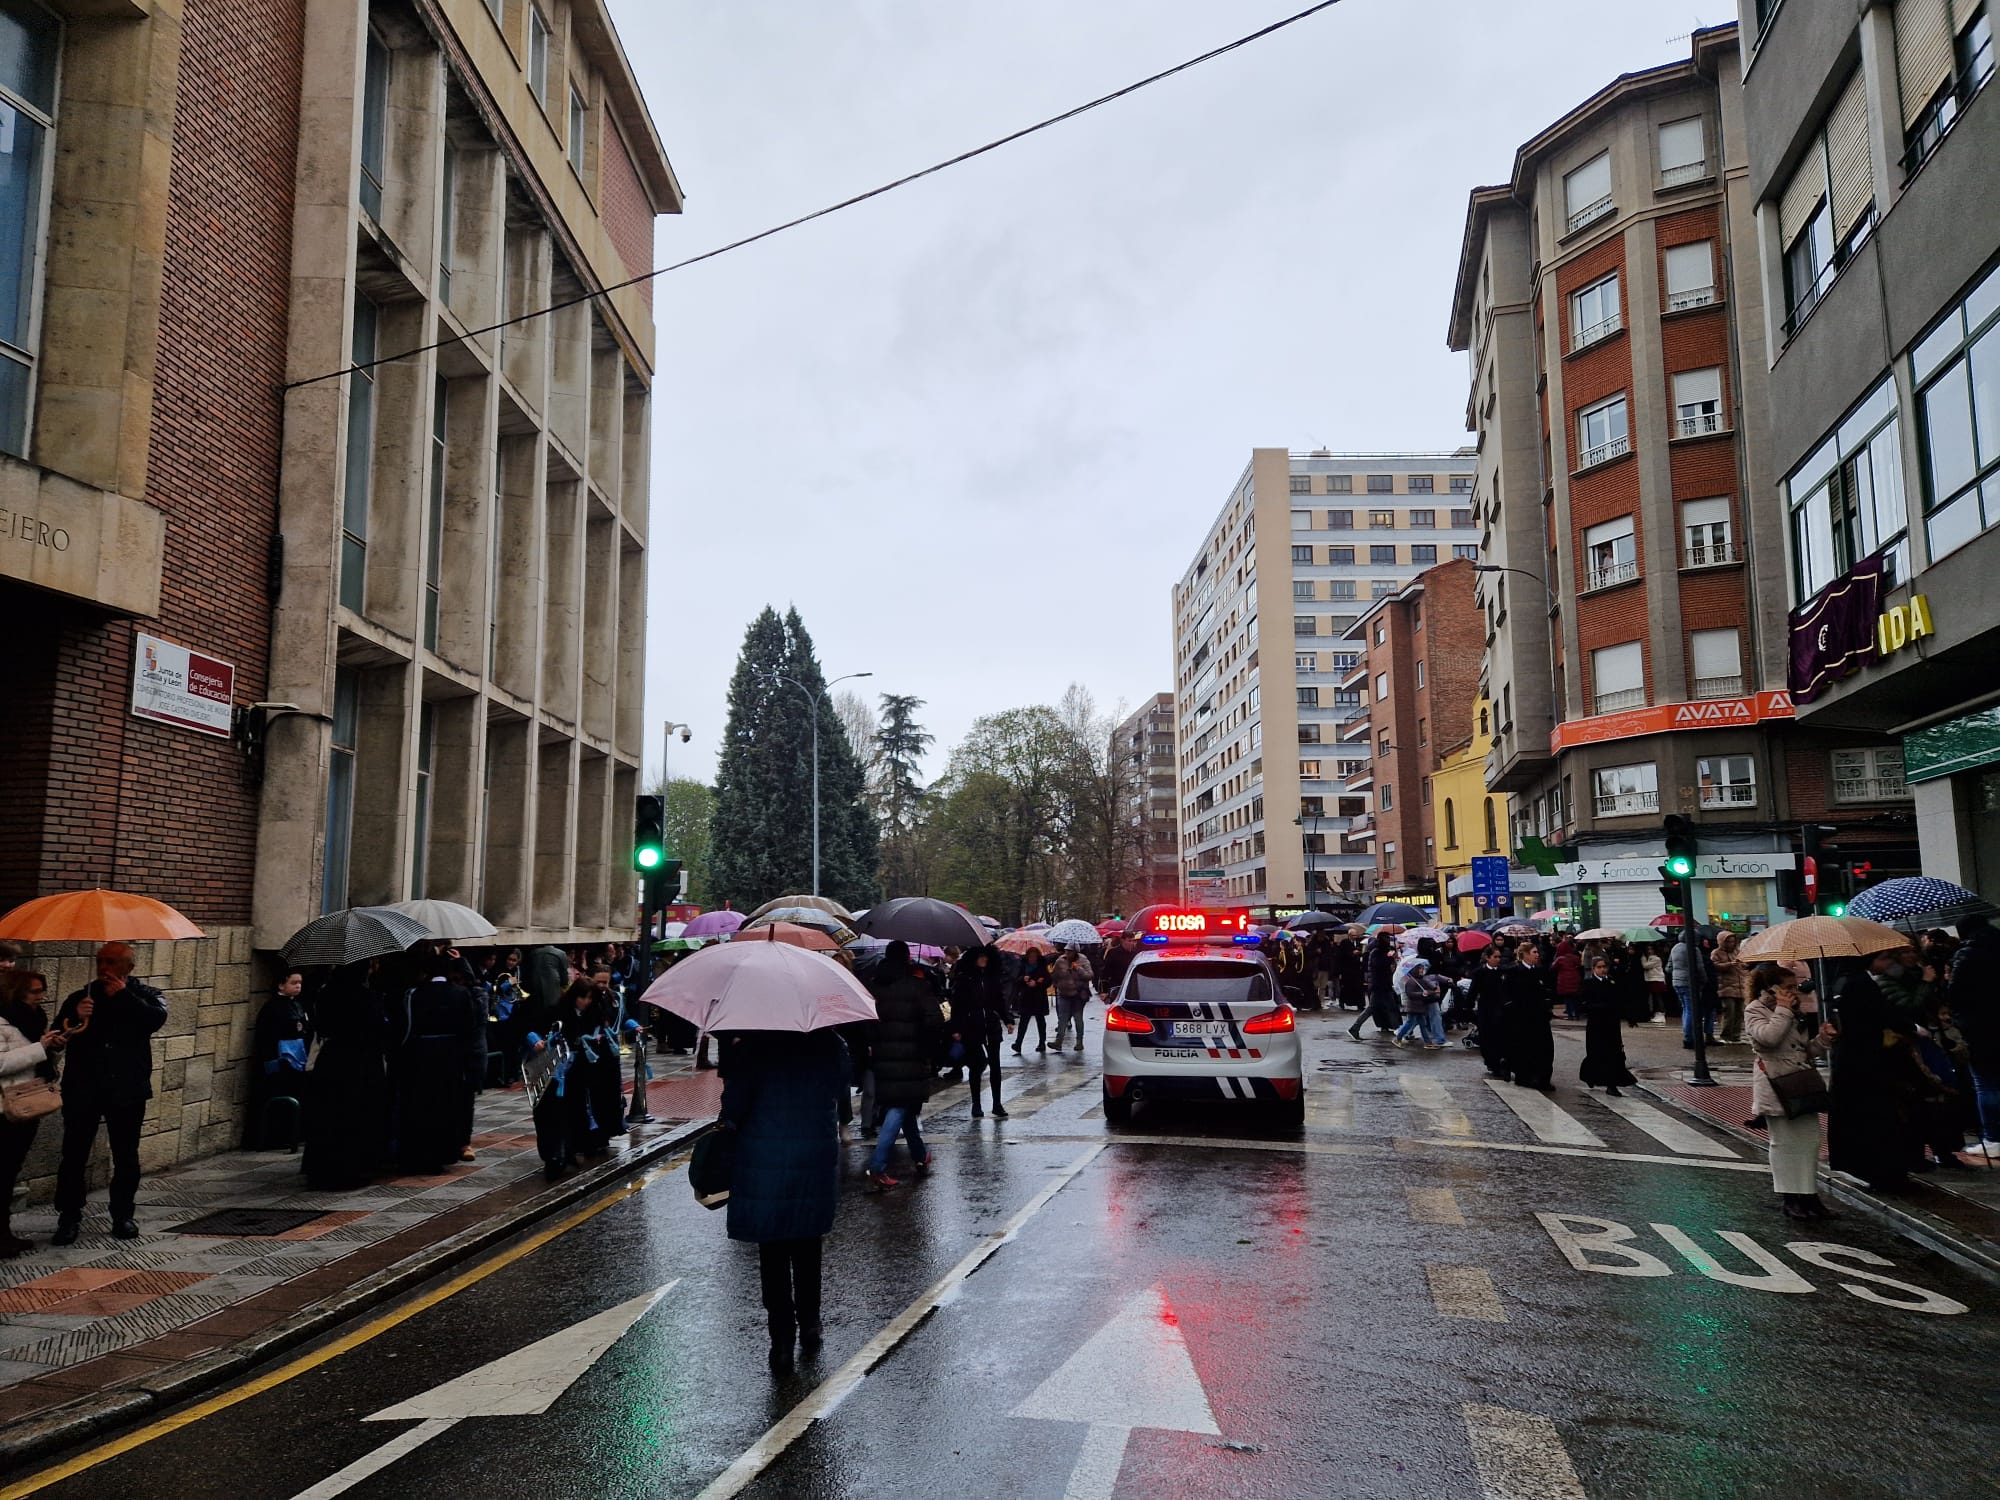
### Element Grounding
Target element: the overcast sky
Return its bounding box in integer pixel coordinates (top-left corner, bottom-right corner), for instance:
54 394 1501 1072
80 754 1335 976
614 0 1721 786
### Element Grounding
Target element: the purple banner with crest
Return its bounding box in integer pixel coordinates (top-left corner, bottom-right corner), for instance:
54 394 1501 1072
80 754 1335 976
1788 552 1884 704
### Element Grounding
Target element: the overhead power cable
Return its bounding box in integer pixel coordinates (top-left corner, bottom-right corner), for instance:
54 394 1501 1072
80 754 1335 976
287 0 1345 391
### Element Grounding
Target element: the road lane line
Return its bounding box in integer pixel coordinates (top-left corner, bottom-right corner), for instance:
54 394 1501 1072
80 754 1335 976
1407 1187 1465 1226
289 1418 458 1500
1586 1091 1739 1157
1011 1131 1763 1170
1305 1077 1353 1130
1400 1075 1472 1135
1427 1265 1508 1322
0 1154 693 1500
1409 1136 1764 1171
1483 1080 1605 1147
693 1143 1106 1500
1462 1403 1588 1500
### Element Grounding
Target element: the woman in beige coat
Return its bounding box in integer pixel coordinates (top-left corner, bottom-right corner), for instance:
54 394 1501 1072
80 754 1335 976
1745 964 1836 1220
1712 932 1749 1043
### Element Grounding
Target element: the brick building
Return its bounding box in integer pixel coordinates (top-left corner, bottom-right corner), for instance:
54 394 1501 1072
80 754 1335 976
1446 21 1912 933
1112 694 1180 911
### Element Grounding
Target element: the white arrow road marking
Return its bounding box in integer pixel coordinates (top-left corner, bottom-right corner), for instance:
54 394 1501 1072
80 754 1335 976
1011 1284 1220 1500
290 1280 679 1500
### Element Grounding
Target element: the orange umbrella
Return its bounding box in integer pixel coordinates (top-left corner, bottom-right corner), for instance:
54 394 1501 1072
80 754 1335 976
0 889 205 942
733 921 839 953
997 930 1057 957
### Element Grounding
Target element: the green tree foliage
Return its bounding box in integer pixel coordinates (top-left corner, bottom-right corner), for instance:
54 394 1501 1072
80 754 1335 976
874 693 933 895
707 607 881 912
659 777 714 906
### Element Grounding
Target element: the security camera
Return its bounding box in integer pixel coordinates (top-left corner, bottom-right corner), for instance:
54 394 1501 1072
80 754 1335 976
679 727 691 743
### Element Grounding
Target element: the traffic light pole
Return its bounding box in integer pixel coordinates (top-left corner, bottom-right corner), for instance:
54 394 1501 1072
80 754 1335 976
1683 899 1716 1086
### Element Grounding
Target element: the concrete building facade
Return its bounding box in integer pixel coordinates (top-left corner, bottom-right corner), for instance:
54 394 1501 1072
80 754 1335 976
1112 693 1180 912
1739 0 2000 903
1447 22 1912 933
1171 448 1478 914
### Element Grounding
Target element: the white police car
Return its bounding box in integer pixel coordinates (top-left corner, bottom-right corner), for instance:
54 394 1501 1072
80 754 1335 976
1100 910 1305 1126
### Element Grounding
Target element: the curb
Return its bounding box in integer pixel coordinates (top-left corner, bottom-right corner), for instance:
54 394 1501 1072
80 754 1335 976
0 1118 712 1477
1634 1079 2000 1283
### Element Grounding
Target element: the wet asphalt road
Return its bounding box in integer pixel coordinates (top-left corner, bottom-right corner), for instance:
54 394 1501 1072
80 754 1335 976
10 1017 1998 1500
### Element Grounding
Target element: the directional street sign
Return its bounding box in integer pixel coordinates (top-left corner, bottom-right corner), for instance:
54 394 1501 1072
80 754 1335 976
1470 855 1512 902
292 1281 679 1500
1011 1284 1220 1500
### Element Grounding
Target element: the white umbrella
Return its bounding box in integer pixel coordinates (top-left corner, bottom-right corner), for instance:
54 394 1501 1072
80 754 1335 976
387 898 498 942
636 940 877 1033
1045 918 1104 946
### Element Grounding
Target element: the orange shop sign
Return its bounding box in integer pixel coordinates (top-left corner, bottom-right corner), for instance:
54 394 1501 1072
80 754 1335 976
1550 690 1795 753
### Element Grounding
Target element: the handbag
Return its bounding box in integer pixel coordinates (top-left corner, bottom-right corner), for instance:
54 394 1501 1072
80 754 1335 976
2 1077 63 1125
688 1127 736 1210
1767 1061 1830 1119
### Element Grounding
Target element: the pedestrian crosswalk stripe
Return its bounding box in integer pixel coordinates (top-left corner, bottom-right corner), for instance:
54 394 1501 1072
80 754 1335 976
1585 1092 1738 1158
1427 1264 1507 1322
1462 1403 1588 1500
1399 1075 1472 1136
1407 1187 1465 1226
1305 1078 1352 1130
1483 1080 1606 1147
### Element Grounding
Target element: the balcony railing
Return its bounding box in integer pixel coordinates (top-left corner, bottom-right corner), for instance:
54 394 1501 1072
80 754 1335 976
1574 311 1623 350
1585 559 1639 592
1675 411 1724 438
1667 284 1716 312
1593 688 1647 715
1833 775 1912 803
1660 159 1708 189
1684 540 1739 568
1577 434 1631 469
1594 789 1660 816
1693 673 1743 700
1566 194 1614 234
1700 783 1758 809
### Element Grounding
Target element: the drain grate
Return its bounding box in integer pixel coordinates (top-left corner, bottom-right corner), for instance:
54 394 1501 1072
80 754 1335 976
172 1208 327 1237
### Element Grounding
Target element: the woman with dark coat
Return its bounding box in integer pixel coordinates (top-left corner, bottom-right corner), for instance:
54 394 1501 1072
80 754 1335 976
303 962 401 1190
397 957 483 1173
949 946 1009 1118
1336 936 1364 1012
719 1028 851 1373
1352 933 1398 1041
1465 945 1512 1077
1828 955 1930 1192
865 942 943 1188
1011 950 1052 1055
1578 955 1636 1095
1502 941 1557 1090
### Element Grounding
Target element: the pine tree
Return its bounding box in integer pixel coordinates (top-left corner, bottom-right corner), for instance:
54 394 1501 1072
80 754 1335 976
874 693 933 895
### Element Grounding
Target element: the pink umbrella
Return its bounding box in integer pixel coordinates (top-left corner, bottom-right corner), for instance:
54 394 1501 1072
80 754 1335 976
1456 930 1493 953
1095 919 1126 937
682 909 746 939
637 939 876 1033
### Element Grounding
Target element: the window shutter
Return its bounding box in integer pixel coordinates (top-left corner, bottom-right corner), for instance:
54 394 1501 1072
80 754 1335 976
1778 141 1827 246
1665 242 1713 294
1896 0 1956 126
1682 497 1731 528
1659 117 1704 170
1826 68 1873 240
1674 368 1722 408
1584 516 1635 550
1565 153 1611 216
1591 640 1644 695
1691 628 1741 678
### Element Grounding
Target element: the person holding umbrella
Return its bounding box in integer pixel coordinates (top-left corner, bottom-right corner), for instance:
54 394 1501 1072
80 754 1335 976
948 946 1009 1119
1012 949 1053 1055
51 943 169 1243
864 941 944 1188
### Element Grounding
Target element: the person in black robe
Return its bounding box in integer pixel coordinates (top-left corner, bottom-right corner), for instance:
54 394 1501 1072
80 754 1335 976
1828 956 1928 1192
523 1023 575 1180
1465 945 1511 1078
246 968 313 1148
302 961 399 1190
554 979 620 1157
1335 936 1364 1011
1578 956 1636 1095
1503 941 1557 1091
397 956 482 1174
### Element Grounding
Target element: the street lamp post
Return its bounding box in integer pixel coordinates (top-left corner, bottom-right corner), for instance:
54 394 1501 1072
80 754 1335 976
660 720 692 907
762 669 873 896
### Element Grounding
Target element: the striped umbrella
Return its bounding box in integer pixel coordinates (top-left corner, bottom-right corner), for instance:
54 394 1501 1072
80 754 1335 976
281 906 432 966
1846 876 1997 931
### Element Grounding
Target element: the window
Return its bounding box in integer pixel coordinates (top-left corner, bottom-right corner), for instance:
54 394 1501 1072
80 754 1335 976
1576 395 1630 468
1411 544 1437 564
1409 509 1435 528
483 0 502 18
1418 718 1429 747
1590 640 1645 715
1371 579 1396 598
438 142 457 298
0 0 57 456
1293 580 1315 601
567 83 587 172
359 32 389 219
1383 842 1397 872
1664 241 1715 311
1570 273 1621 348
1831 747 1910 802
1332 652 1358 674
341 297 379 614
1373 620 1386 646
1674 367 1724 437
1484 797 1498 851
1295 653 1316 673
1786 376 1909 599
1298 723 1321 744
1290 474 1312 494
1297 687 1318 706
1370 544 1397 565
1415 660 1426 689
1449 475 1473 493
1683 497 1735 566
1330 545 1355 565
1333 688 1362 714
1690 627 1742 699
1300 760 1322 778
1374 671 1389 701
1698 755 1757 809
1380 784 1393 811
1369 510 1396 528
1409 475 1435 493
1367 475 1394 494
1563 151 1613 233
1912 261 2000 561
1328 509 1353 530
528 6 551 105
1453 544 1480 561
1301 797 1325 820
323 669 361 913
1444 799 1458 847
1293 615 1317 637
1777 70 1874 338
1377 729 1391 757
1330 579 1356 599
411 701 436 894
1330 474 1353 493
1901 0 1997 172
1451 508 1473 528
1659 116 1706 187
424 377 447 649
1583 516 1637 591
1593 762 1659 817
1291 510 1312 533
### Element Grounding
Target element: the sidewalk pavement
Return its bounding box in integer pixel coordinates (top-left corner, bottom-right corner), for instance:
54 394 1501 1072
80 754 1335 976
1552 1017 2000 1277
0 1052 720 1472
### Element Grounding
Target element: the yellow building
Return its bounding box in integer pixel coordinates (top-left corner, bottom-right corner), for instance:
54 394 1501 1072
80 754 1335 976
1431 698 1510 924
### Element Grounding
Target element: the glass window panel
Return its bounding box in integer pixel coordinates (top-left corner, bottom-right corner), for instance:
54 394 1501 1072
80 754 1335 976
0 1 59 113
1912 310 1965 384
1927 488 1982 559
0 348 27 458
0 104 47 350
1923 359 1979 505
1967 262 2000 338
1836 375 1897 454
1868 424 1907 543
1969 323 2000 468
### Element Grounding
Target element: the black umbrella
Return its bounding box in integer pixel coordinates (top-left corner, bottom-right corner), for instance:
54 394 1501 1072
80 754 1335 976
850 896 990 950
281 905 432 967
1357 901 1432 926
1286 910 1347 931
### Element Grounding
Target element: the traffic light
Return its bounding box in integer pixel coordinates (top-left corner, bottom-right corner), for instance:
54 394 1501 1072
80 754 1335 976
633 794 665 873
1662 813 1696 880
1824 900 1848 917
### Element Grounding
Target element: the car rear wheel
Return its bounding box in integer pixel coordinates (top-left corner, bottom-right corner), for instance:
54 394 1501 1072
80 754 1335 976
1276 1094 1305 1129
1103 1090 1132 1125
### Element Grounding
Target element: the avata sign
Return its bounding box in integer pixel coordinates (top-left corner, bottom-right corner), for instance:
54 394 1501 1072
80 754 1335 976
1550 690 1795 753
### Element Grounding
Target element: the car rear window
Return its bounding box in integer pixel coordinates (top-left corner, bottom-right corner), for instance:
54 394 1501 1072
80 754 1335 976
1128 963 1271 1005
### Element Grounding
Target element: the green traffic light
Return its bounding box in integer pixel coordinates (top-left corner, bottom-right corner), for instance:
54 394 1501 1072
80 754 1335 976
1827 901 1846 917
636 847 663 870
1665 854 1693 877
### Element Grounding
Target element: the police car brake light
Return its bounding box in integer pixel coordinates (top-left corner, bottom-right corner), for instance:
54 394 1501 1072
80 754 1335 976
1103 1005 1154 1033
1242 1005 1296 1034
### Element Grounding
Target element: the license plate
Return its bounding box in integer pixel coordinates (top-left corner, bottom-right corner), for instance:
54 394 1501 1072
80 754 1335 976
1170 1022 1230 1039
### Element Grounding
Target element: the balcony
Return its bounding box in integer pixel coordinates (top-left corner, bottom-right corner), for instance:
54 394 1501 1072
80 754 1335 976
1674 411 1725 439
1692 673 1743 700
1659 159 1708 189
1594 789 1660 817
1593 688 1647 715
1833 775 1912 804
1700 783 1758 810
1573 311 1623 351
1666 285 1716 312
1584 559 1639 592
1566 194 1614 235
1577 434 1631 470
1684 540 1739 568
